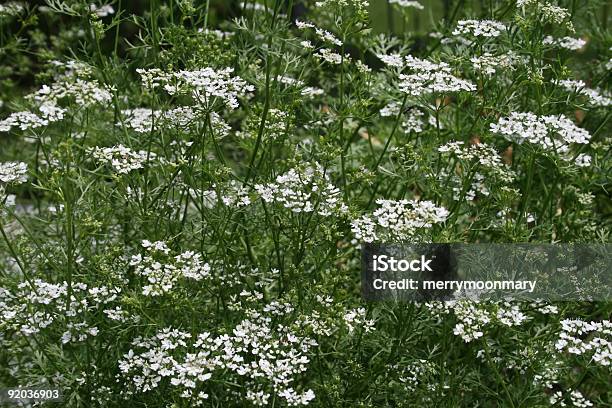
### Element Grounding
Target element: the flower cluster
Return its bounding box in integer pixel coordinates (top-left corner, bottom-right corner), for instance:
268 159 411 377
428 301 529 343
137 67 254 110
549 389 594 408
396 56 477 96
237 108 290 142
556 79 611 107
470 52 520 75
452 20 506 37
0 278 120 339
343 308 375 334
121 107 230 137
0 2 24 18
450 302 492 342
118 311 318 406
437 141 515 181
0 161 27 203
490 112 591 155
255 164 348 216
314 48 343 65
555 319 611 366
0 106 65 133
351 199 448 243
0 61 112 133
129 240 211 296
0 161 28 185
389 0 424 9
543 36 586 50
90 145 156 174
218 180 252 207
89 3 114 17
401 109 425 133
61 321 99 344
435 141 515 202
518 0 574 30
397 360 438 395
121 107 195 133
32 78 113 108
296 21 343 46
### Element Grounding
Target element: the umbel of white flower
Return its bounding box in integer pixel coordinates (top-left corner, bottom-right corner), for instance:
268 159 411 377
129 240 211 296
351 199 449 243
555 79 611 107
543 36 586 51
255 164 348 216
0 161 28 203
90 144 156 175
452 20 507 37
118 314 318 406
137 67 254 110
556 319 611 366
389 0 424 10
390 56 477 97
490 112 591 154
0 161 28 185
121 107 230 137
0 60 113 133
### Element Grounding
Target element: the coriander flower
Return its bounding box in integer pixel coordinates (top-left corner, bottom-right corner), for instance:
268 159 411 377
89 4 114 17
0 161 28 185
351 199 448 243
136 67 254 110
255 164 348 216
0 2 24 18
398 56 476 96
555 79 611 107
314 48 343 65
490 112 591 154
453 20 506 37
543 36 586 50
389 0 424 9
90 144 156 174
470 52 520 76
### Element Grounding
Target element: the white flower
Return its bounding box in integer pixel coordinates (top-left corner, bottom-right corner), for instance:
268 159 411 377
402 109 425 133
555 79 611 107
496 304 528 326
90 145 156 174
137 67 254 110
0 162 28 184
130 241 211 296
255 164 347 216
295 20 315 29
470 52 520 76
399 56 476 96
343 307 375 333
0 2 24 17
555 319 611 366
314 48 343 65
389 0 424 9
352 199 448 242
377 53 404 68
379 101 401 117
300 40 315 49
543 36 586 50
89 4 114 17
574 153 591 167
452 20 506 37
490 112 591 154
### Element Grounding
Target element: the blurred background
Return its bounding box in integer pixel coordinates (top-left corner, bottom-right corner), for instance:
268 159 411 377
0 0 609 94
